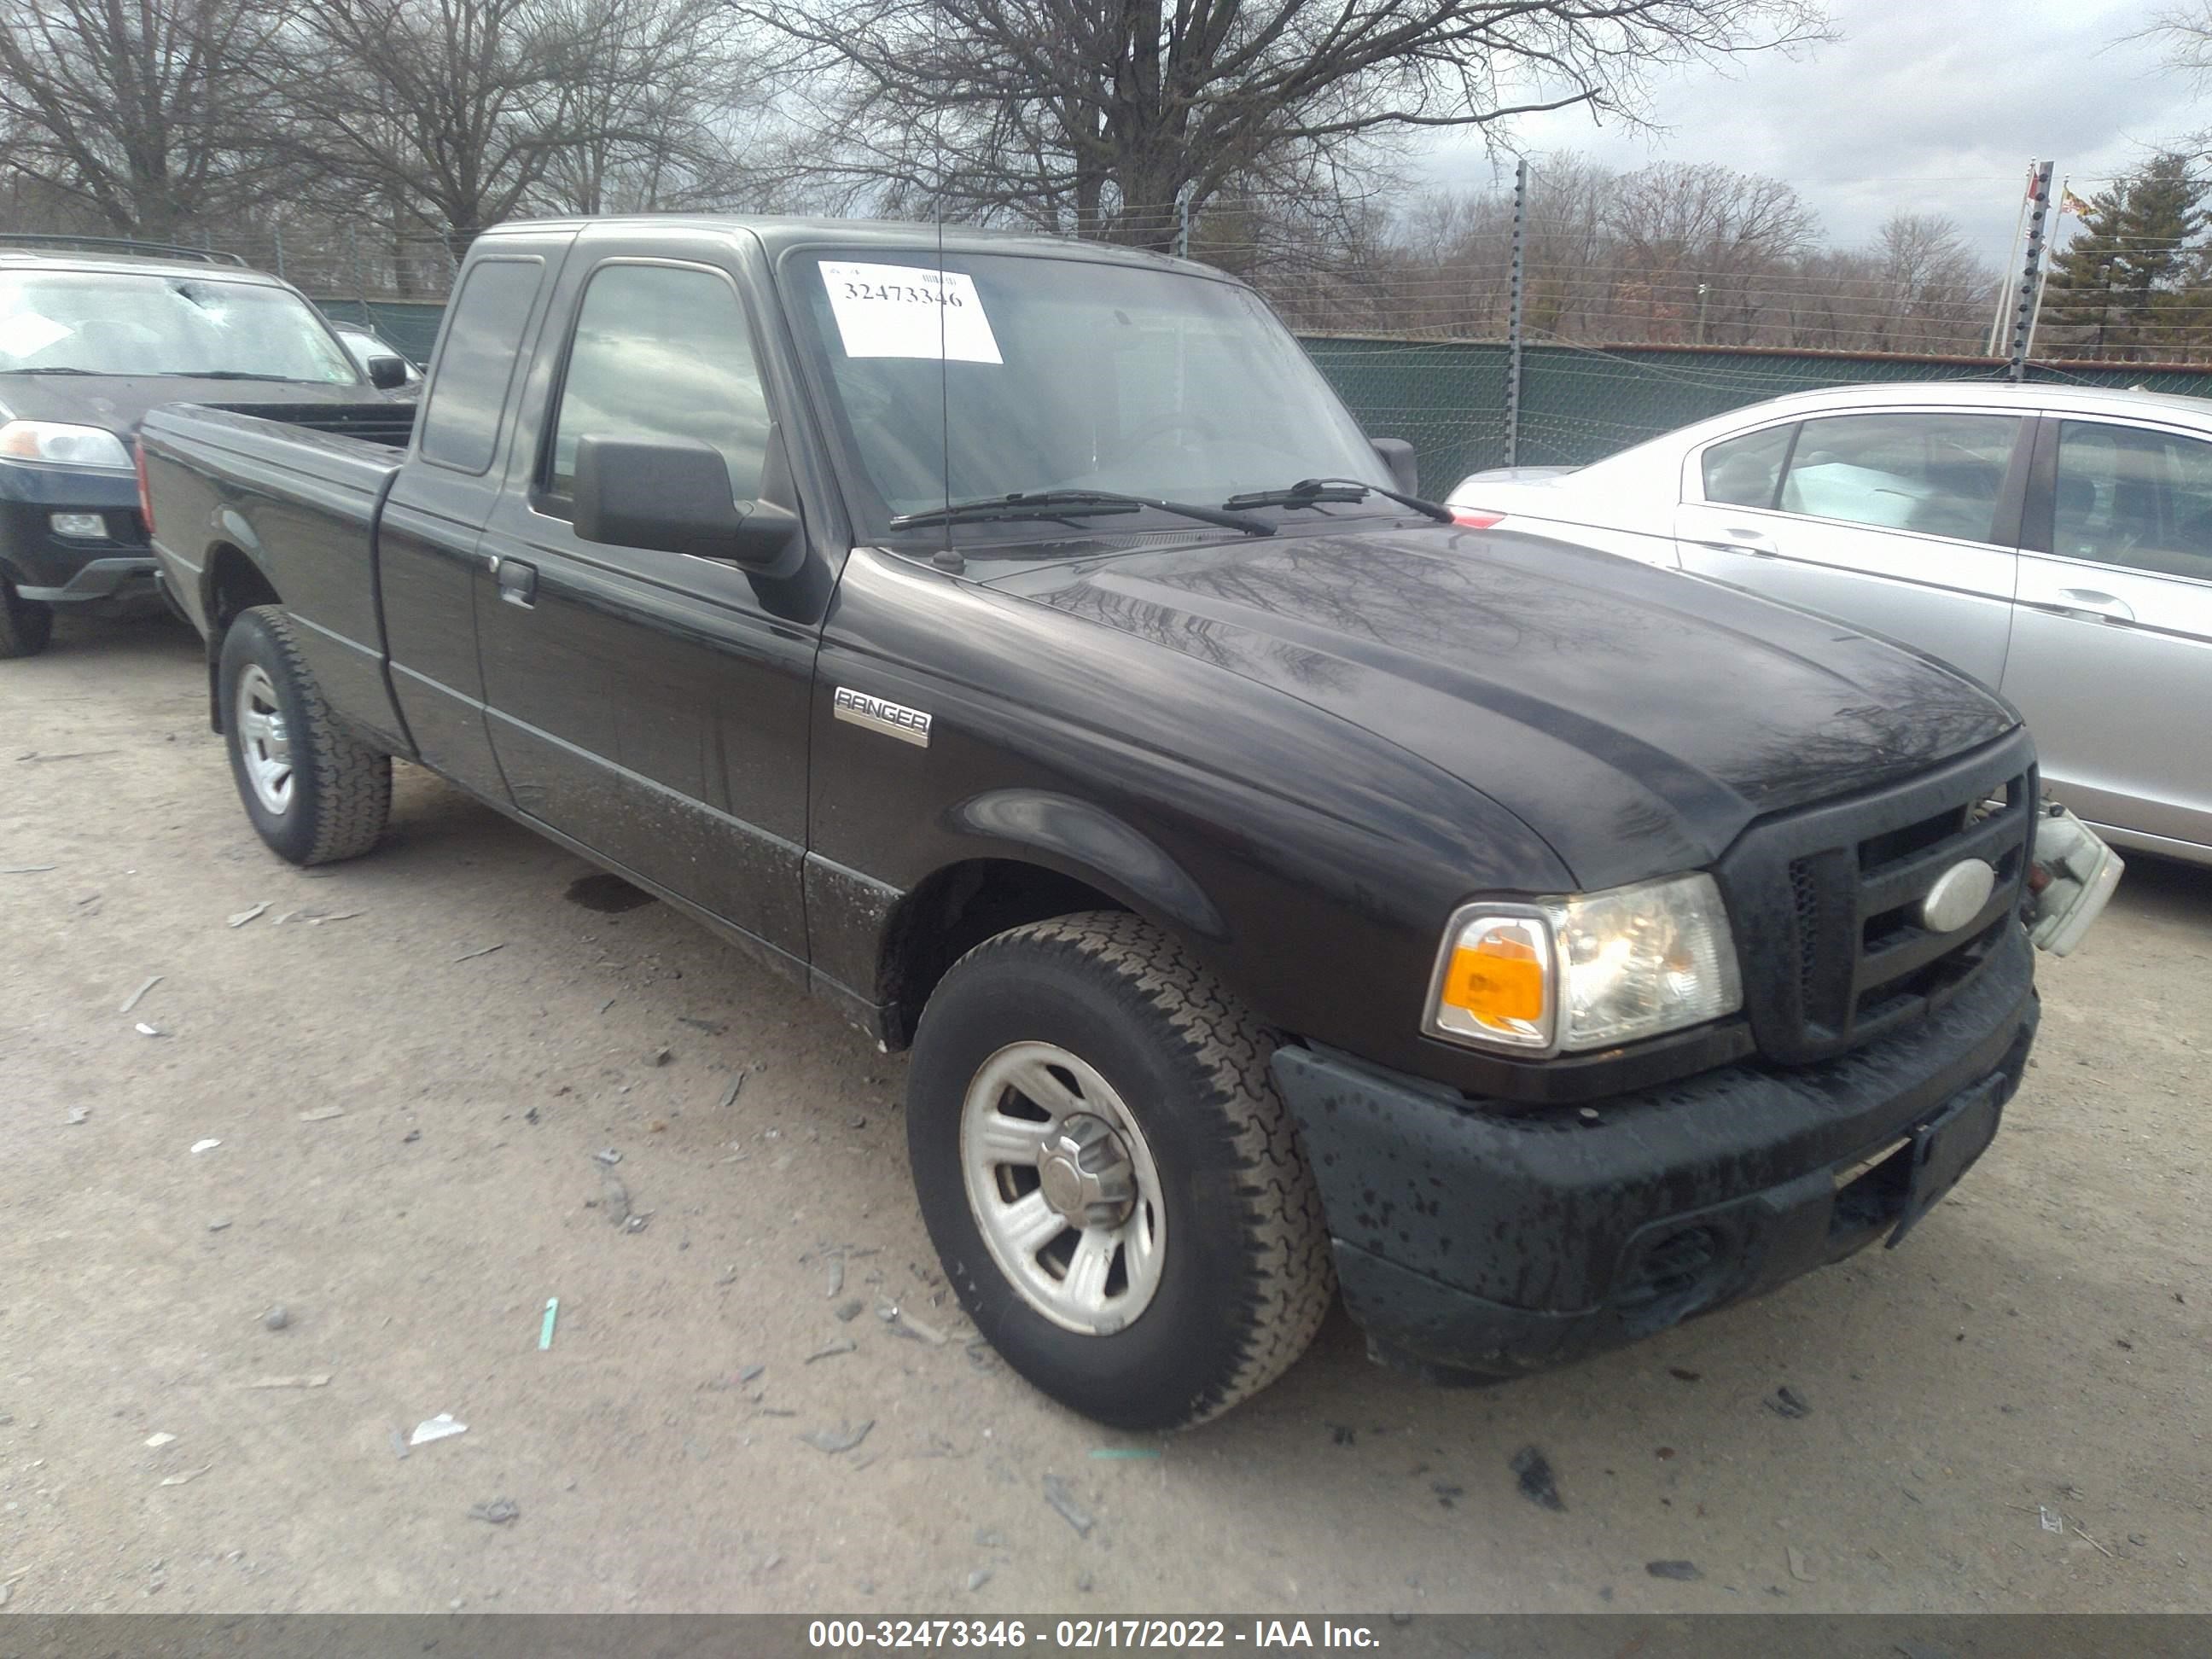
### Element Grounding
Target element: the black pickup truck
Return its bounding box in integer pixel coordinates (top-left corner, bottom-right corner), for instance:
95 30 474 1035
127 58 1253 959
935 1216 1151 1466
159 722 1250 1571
141 215 2089 1429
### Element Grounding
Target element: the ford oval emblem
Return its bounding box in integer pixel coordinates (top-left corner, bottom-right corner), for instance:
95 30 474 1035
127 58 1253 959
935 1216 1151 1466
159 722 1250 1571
1921 858 1997 934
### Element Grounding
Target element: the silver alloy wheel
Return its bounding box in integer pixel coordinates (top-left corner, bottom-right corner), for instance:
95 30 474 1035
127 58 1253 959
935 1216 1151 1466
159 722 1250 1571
235 663 294 815
959 1040 1167 1336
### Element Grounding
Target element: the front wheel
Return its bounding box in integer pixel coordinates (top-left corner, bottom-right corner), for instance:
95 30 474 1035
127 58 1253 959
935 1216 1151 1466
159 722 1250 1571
0 575 54 659
907 911 1334 1429
219 605 391 864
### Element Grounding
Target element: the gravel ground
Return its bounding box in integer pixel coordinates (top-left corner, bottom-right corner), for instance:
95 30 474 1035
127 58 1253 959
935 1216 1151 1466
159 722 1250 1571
2 611 2207 1615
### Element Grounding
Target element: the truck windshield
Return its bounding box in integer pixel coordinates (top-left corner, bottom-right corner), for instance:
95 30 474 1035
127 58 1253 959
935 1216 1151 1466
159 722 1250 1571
789 248 1389 541
0 271 360 384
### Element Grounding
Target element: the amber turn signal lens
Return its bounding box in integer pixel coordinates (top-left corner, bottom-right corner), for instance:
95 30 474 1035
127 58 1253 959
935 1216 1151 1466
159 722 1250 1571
1443 936 1545 1022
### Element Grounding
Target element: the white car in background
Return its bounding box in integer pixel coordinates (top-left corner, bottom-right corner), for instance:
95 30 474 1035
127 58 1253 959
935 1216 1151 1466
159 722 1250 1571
1448 381 2212 867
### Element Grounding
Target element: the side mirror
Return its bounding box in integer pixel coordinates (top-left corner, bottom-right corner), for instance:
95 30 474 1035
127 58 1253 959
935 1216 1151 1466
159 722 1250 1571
1371 437 1419 498
573 434 800 574
365 354 410 390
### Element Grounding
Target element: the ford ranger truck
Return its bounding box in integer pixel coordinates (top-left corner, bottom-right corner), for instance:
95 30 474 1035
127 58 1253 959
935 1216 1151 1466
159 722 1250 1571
137 216 2110 1430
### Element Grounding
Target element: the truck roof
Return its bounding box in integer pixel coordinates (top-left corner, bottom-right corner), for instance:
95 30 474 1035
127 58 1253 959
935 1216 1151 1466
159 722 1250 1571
481 213 1221 279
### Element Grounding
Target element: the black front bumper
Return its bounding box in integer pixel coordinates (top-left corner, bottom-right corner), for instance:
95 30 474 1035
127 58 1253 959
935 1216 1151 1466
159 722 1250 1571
0 469 155 606
1272 923 2039 1381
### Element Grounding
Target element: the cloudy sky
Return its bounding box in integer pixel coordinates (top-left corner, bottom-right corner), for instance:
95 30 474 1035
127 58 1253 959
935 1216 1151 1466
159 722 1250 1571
1422 0 2204 262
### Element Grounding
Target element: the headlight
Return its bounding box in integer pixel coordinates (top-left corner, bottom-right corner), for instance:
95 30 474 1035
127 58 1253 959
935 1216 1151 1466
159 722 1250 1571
1426 873 1743 1056
0 420 133 469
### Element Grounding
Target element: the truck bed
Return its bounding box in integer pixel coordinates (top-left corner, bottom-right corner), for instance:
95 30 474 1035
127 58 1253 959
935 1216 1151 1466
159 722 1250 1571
139 400 413 750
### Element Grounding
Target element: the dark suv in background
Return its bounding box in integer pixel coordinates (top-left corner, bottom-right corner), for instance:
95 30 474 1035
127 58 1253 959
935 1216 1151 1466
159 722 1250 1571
0 235 409 658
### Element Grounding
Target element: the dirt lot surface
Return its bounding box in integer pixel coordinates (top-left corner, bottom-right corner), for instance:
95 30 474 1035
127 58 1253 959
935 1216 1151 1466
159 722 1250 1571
2 612 2208 1616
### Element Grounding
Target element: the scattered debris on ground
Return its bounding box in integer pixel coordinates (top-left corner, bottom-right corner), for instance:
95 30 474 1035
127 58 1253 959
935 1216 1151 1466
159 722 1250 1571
806 1338 857 1363
469 1499 521 1525
226 902 271 928
800 1421 874 1454
245 1374 329 1389
1043 1474 1095 1538
1646 1561 1703 1581
1511 1447 1565 1512
1766 1385 1812 1419
453 943 505 963
118 975 162 1015
261 1306 289 1331
298 1107 345 1122
410 1414 467 1446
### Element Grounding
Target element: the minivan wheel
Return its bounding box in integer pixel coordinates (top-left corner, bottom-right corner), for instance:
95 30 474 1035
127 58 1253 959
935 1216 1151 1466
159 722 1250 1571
907 911 1334 1429
219 604 391 864
0 576 54 659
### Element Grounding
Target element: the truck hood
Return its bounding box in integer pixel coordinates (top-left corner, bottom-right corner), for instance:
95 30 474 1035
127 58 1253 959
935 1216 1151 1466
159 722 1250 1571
0 373 386 438
993 524 2019 888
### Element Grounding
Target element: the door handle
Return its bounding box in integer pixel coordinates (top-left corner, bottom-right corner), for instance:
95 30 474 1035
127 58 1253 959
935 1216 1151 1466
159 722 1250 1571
1701 527 1780 556
497 558 538 608
2048 587 2133 625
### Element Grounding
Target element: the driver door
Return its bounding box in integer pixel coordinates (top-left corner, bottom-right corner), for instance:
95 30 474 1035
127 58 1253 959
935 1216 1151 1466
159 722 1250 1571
471 235 818 958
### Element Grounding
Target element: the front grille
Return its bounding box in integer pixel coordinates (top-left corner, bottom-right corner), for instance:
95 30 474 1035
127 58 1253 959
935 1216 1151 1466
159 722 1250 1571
1715 730 2036 1066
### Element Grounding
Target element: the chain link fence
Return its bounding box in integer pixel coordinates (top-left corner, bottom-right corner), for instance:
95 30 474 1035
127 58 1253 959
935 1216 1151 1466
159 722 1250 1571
1305 337 2212 494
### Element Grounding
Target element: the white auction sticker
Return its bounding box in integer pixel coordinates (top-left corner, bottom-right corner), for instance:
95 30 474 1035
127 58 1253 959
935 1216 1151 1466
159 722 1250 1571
819 261 1002 364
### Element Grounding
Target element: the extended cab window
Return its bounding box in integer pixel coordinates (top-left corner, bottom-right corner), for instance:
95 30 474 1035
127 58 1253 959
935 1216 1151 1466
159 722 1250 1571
1773 411 2018 544
418 257 543 474
2054 420 2212 583
1700 423 1796 507
544 263 769 510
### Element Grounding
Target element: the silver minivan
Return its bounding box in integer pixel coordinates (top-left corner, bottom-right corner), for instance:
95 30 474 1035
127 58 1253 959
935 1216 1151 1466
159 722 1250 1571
1449 381 2212 866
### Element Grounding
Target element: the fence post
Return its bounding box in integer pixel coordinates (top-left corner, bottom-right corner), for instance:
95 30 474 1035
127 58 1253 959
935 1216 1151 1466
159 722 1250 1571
1505 157 1528 469
2008 160 2053 381
1173 191 1190 260
272 226 285 281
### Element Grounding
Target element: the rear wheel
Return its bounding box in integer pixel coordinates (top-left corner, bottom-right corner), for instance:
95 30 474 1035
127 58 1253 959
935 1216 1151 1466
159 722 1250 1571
907 911 1334 1429
0 576 54 659
219 605 391 864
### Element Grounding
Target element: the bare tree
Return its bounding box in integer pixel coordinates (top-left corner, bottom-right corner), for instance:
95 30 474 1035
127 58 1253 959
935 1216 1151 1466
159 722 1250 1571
733 0 1829 250
533 0 760 214
271 0 590 251
1603 161 1817 343
0 0 285 237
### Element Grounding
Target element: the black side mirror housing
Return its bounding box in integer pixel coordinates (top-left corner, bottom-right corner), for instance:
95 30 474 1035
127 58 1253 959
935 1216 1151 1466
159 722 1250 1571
1371 437 1419 498
365 354 410 390
573 434 801 576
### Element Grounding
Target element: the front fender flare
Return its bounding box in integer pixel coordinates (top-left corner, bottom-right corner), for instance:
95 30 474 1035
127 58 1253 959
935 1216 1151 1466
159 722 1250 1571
945 789 1226 941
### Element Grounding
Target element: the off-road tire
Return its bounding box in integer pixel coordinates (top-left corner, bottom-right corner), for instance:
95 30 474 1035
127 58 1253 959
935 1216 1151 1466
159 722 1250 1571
907 911 1334 1429
220 604 390 864
0 575 54 659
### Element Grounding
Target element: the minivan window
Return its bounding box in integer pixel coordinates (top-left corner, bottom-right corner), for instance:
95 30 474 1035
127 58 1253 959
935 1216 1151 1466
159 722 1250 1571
417 258 544 474
1775 411 2019 544
2054 420 2212 582
0 271 357 384
1701 423 1796 508
544 263 769 508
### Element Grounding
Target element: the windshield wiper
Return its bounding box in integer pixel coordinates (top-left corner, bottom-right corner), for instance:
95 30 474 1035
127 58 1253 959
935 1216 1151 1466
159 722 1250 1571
3 365 99 375
155 370 300 381
889 489 1274 537
1223 477 1454 523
